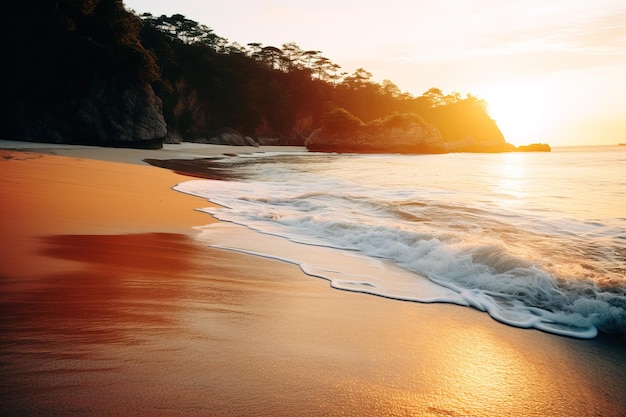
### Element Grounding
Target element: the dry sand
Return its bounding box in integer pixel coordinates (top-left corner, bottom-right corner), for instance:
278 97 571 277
1 143 625 416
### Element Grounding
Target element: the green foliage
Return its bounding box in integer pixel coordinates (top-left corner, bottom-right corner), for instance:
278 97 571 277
373 112 427 130
322 108 364 131
415 92 504 143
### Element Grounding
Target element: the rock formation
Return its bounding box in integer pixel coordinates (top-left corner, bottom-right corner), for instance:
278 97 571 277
14 76 167 149
516 143 552 152
187 127 259 147
305 111 448 154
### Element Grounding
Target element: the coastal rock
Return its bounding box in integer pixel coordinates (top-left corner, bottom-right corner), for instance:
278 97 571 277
15 76 167 149
190 128 259 146
164 128 183 144
516 143 551 152
306 111 448 154
256 136 281 146
244 136 260 147
75 77 167 147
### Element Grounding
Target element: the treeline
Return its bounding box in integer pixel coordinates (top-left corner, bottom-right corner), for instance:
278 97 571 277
137 12 505 146
5 0 509 149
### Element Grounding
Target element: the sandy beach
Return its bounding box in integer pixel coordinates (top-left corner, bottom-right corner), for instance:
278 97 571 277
1 141 625 417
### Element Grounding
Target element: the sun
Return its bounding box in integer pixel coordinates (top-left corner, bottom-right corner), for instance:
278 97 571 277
479 80 554 147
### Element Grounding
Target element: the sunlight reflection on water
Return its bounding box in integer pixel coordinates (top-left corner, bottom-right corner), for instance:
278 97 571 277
495 152 527 199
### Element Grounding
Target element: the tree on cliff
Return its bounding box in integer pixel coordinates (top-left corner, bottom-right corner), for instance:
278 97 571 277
413 89 508 148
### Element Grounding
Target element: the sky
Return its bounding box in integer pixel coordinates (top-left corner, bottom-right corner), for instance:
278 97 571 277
124 0 626 147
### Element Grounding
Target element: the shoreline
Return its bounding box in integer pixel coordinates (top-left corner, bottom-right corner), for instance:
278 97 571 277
1 142 625 416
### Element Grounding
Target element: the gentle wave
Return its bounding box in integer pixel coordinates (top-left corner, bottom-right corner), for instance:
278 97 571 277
175 150 626 339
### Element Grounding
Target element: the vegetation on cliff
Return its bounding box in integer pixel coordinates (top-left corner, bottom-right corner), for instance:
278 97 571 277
5 1 548 152
306 110 448 153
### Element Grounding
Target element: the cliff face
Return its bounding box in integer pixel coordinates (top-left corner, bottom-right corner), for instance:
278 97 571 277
13 76 167 149
419 99 514 152
155 69 318 146
6 0 167 149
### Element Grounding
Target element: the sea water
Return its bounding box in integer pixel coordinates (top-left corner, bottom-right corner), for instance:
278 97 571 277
175 146 626 339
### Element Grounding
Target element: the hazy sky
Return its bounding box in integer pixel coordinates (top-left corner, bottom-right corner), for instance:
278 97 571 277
124 0 626 146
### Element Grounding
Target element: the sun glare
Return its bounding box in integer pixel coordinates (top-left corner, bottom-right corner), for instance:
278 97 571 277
479 81 554 147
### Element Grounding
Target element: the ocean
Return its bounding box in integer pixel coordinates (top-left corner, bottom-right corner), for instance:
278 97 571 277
175 145 626 339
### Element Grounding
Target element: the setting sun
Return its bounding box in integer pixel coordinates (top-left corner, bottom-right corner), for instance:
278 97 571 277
479 80 554 147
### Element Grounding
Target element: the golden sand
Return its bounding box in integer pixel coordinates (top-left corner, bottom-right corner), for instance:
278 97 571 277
0 150 213 279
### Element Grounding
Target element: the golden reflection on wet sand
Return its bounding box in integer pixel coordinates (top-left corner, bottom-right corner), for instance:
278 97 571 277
2 232 626 416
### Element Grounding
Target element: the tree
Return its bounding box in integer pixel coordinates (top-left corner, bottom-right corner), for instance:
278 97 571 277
341 68 373 90
381 79 402 98
140 13 226 49
313 56 333 80
322 108 363 131
464 93 488 113
327 63 343 85
302 50 322 69
421 87 445 107
281 42 304 71
260 46 284 70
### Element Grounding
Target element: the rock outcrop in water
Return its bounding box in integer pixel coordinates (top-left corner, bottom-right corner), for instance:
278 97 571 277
516 143 552 152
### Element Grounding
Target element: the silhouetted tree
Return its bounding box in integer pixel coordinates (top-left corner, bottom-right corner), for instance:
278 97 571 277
281 42 305 71
260 46 284 70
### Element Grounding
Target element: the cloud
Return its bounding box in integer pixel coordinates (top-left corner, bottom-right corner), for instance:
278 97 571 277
378 1 626 81
474 8 626 53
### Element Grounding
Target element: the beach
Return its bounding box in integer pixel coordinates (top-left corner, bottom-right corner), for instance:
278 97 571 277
1 142 625 417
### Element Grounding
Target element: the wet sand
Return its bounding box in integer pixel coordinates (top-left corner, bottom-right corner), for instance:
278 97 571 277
1 145 625 416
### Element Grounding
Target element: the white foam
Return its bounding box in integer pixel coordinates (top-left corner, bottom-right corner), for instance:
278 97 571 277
195 222 466 304
192 222 603 339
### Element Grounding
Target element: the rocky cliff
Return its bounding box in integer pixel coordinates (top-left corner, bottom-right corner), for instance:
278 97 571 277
6 0 168 149
13 76 167 149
